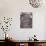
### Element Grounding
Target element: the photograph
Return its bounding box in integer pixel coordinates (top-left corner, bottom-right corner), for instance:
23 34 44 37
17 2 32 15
20 12 32 28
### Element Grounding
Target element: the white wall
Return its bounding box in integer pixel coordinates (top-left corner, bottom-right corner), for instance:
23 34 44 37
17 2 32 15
0 0 46 40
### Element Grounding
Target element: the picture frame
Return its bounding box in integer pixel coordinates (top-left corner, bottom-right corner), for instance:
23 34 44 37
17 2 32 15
20 12 33 28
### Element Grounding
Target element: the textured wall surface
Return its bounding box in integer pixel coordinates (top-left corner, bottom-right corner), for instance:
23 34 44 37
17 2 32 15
0 0 46 40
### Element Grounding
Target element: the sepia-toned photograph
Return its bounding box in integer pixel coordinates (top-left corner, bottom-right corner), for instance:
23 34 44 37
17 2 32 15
20 12 32 28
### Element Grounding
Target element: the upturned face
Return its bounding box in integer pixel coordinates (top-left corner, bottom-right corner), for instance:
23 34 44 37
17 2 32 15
20 13 32 28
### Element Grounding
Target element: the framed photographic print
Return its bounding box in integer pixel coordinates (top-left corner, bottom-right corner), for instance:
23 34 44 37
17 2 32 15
20 12 33 28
